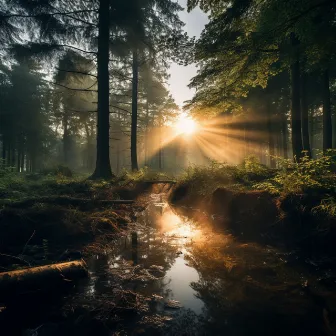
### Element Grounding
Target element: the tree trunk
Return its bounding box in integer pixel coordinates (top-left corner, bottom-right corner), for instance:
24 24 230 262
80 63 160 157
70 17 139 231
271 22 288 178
17 147 21 172
158 114 163 170
280 112 288 159
290 34 303 161
2 138 6 164
309 109 315 154
322 69 332 153
91 0 113 179
144 95 150 166
63 109 70 165
266 99 276 168
300 71 312 158
131 49 139 171
0 261 88 301
20 149 25 172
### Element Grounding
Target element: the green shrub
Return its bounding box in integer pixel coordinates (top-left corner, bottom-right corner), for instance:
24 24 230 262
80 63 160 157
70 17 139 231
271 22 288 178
254 151 336 195
123 166 173 183
40 164 73 178
179 156 272 196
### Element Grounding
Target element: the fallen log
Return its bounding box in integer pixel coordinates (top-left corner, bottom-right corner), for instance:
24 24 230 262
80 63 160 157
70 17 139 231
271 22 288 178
0 196 134 209
0 260 88 300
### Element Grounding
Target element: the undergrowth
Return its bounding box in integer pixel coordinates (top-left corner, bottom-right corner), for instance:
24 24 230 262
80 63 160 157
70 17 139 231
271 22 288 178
254 151 336 195
179 156 274 196
123 166 174 183
179 153 336 197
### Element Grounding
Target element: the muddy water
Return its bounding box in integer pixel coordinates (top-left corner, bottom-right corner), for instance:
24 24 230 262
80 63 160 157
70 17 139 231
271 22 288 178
82 193 336 336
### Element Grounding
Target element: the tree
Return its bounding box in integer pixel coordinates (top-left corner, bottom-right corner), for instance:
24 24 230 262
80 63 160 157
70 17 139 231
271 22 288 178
187 0 336 162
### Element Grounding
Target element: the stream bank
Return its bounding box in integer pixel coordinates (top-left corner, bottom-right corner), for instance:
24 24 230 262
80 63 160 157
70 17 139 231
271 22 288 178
169 182 336 262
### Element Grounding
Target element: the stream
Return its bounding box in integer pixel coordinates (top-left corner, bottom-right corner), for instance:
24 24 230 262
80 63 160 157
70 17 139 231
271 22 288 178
4 192 336 335
82 192 336 335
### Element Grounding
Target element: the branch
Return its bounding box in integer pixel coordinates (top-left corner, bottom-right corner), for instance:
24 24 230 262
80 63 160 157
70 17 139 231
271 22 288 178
2 10 97 20
55 68 97 78
55 44 97 55
45 80 98 92
110 105 131 114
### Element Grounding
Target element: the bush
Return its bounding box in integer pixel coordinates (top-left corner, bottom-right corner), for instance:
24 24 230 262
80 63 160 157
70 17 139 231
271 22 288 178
179 156 272 197
254 151 336 195
123 166 173 183
40 164 73 178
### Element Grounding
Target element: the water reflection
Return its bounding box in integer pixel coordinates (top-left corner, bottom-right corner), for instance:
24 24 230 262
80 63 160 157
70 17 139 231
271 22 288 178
82 193 335 335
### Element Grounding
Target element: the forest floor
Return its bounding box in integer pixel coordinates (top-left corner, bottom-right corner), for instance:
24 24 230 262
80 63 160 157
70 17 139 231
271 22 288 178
0 161 336 335
0 173 151 272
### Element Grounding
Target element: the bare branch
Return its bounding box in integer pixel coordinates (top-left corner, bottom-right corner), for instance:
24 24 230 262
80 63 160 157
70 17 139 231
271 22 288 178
56 68 97 78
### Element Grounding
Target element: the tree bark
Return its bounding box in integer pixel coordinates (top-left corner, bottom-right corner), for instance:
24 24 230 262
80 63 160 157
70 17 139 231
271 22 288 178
290 34 303 161
266 99 276 168
280 112 288 159
91 0 113 179
0 260 88 301
144 94 150 166
322 69 332 153
2 138 6 164
300 71 312 158
131 48 139 171
63 109 70 165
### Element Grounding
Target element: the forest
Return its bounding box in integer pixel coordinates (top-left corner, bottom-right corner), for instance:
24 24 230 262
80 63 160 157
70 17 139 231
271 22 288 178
0 0 336 335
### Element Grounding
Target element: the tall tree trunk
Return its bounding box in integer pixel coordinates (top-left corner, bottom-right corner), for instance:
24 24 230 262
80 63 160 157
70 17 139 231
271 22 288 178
158 114 163 171
17 146 21 172
144 95 150 166
280 112 289 159
20 149 25 172
131 49 139 171
300 71 312 157
266 99 276 168
2 138 6 164
309 109 315 155
322 69 332 153
333 113 336 149
116 142 120 175
63 110 70 165
91 0 113 179
290 34 303 161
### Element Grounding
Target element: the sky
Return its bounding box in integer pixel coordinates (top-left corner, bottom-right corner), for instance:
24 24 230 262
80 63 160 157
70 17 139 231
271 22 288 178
168 0 208 109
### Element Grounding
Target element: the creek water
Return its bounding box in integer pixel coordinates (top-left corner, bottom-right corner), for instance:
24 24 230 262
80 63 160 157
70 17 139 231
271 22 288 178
82 193 336 335
3 192 336 335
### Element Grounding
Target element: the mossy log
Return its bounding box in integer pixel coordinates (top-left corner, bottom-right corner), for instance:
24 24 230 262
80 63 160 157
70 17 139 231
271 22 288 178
0 260 88 300
0 196 134 209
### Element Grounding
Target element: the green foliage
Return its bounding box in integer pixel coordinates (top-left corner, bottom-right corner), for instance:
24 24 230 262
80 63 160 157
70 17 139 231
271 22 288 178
180 156 272 196
123 167 173 183
254 151 336 195
40 165 73 178
312 197 336 219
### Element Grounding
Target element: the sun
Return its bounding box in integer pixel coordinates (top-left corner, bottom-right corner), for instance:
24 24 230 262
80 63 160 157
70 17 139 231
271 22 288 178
175 114 197 136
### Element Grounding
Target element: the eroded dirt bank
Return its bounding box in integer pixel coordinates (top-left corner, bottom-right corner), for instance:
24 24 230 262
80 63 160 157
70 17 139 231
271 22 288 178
169 182 336 259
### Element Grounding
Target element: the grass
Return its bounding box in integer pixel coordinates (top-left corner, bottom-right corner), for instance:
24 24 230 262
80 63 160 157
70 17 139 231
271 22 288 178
0 164 146 271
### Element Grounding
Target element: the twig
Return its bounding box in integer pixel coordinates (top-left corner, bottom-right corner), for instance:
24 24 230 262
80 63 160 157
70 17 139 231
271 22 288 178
0 253 31 266
21 230 36 255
